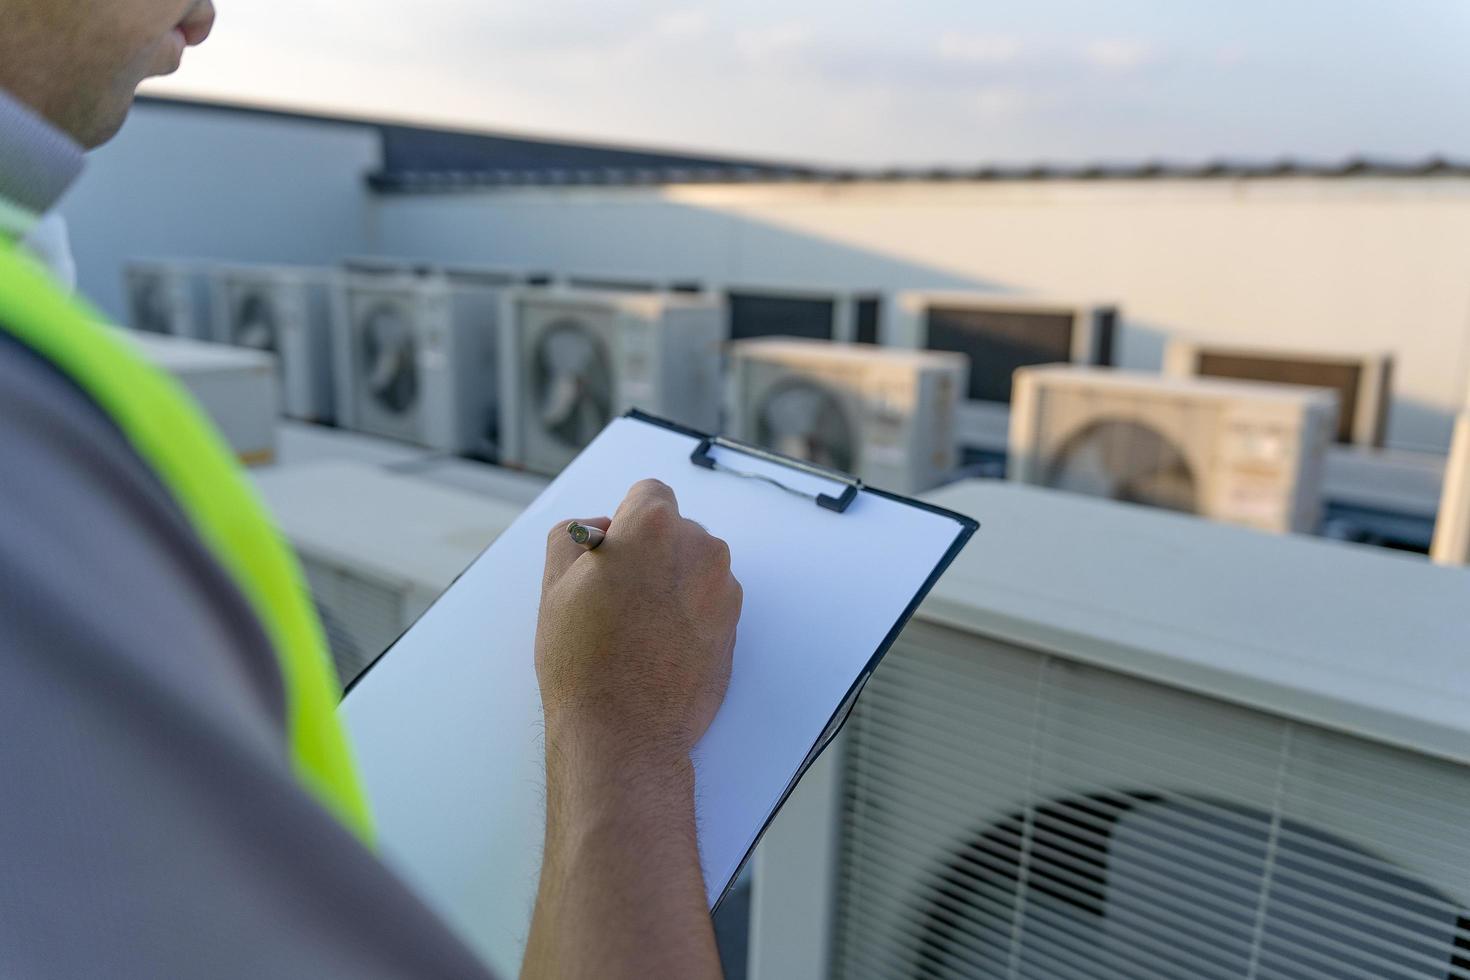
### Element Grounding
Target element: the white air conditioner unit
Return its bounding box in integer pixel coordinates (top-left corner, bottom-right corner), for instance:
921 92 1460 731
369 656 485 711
126 332 278 465
719 285 883 345
1165 339 1393 448
727 339 966 496
884 292 1118 452
332 272 503 458
251 462 524 689
1010 365 1337 533
211 264 336 424
123 259 212 339
749 480 1470 980
498 290 723 476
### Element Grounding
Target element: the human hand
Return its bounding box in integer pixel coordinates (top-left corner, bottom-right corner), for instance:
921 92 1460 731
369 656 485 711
535 479 743 758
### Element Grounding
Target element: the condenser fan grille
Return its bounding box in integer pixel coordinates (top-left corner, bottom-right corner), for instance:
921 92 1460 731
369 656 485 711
532 318 613 450
832 621 1470 980
231 290 280 352
130 276 174 334
1046 418 1198 512
358 301 419 415
754 378 856 474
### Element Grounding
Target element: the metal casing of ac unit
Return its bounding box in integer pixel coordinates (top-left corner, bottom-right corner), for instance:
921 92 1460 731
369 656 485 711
1010 365 1338 533
332 270 504 457
498 288 724 477
884 291 1119 453
251 461 524 688
124 330 278 466
123 259 214 340
749 479 1470 980
1163 338 1394 449
726 338 967 496
209 263 337 424
711 282 884 345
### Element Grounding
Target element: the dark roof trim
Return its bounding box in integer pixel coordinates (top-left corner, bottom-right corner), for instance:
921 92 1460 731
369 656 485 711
135 94 809 180
373 155 1470 193
131 98 1466 192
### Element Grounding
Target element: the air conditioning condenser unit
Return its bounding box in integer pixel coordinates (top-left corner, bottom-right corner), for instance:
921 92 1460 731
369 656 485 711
211 264 336 423
748 479 1470 980
498 290 723 476
727 338 966 496
1010 365 1337 533
123 259 212 339
333 271 503 458
885 292 1117 452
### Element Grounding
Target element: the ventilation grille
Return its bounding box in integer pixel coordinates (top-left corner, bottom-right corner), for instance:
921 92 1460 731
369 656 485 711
1194 353 1365 446
832 621 1470 979
924 307 1076 404
301 557 408 691
729 294 837 342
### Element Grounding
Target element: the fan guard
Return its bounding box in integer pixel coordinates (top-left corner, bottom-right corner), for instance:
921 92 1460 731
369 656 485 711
358 302 419 415
755 378 856 474
130 276 173 335
532 318 613 450
1045 419 1198 512
910 793 1469 978
231 290 279 352
314 600 369 692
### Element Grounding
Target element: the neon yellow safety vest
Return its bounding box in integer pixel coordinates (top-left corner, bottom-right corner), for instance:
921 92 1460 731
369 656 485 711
0 239 373 843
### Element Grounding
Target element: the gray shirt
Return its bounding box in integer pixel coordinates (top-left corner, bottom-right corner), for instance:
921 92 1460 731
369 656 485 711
0 333 499 979
0 90 498 978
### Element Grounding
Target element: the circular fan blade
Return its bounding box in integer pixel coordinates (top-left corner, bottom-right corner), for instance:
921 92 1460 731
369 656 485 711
233 292 279 352
133 278 171 334
533 319 612 449
1046 419 1198 512
359 303 418 414
756 379 856 474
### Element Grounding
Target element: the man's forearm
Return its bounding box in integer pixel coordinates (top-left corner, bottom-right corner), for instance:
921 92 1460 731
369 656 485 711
521 719 722 980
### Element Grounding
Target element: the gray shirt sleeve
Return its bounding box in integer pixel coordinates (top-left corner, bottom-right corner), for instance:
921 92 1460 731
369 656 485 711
0 334 498 979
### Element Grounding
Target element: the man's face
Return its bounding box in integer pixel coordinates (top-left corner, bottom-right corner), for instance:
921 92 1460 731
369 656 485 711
1 0 216 148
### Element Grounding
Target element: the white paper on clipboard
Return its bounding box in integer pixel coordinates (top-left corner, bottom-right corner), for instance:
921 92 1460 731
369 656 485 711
340 412 976 976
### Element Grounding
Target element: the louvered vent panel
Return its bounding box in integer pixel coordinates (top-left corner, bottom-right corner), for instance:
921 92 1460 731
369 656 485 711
831 620 1470 979
301 556 408 692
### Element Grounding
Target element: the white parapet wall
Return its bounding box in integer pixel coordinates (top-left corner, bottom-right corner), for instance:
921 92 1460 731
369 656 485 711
62 99 382 323
377 176 1470 452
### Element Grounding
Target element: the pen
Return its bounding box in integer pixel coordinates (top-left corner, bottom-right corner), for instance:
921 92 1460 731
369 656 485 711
567 522 606 550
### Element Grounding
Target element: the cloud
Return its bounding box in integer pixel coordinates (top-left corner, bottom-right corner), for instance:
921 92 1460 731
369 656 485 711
936 32 1024 66
735 22 815 65
1082 37 1155 72
143 0 1470 167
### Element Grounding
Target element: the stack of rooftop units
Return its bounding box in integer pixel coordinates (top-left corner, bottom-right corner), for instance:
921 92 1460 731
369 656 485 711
121 257 1458 555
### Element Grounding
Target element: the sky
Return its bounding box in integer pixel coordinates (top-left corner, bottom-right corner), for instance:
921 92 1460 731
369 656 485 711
142 0 1470 167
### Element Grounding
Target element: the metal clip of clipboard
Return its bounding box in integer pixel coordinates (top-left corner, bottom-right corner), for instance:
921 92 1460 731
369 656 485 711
689 435 863 513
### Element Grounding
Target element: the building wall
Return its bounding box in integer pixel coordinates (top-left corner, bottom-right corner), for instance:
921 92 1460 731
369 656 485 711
378 179 1470 451
59 101 382 322
56 99 1470 451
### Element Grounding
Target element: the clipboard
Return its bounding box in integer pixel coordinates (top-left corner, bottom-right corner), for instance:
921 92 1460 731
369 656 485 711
340 411 978 975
